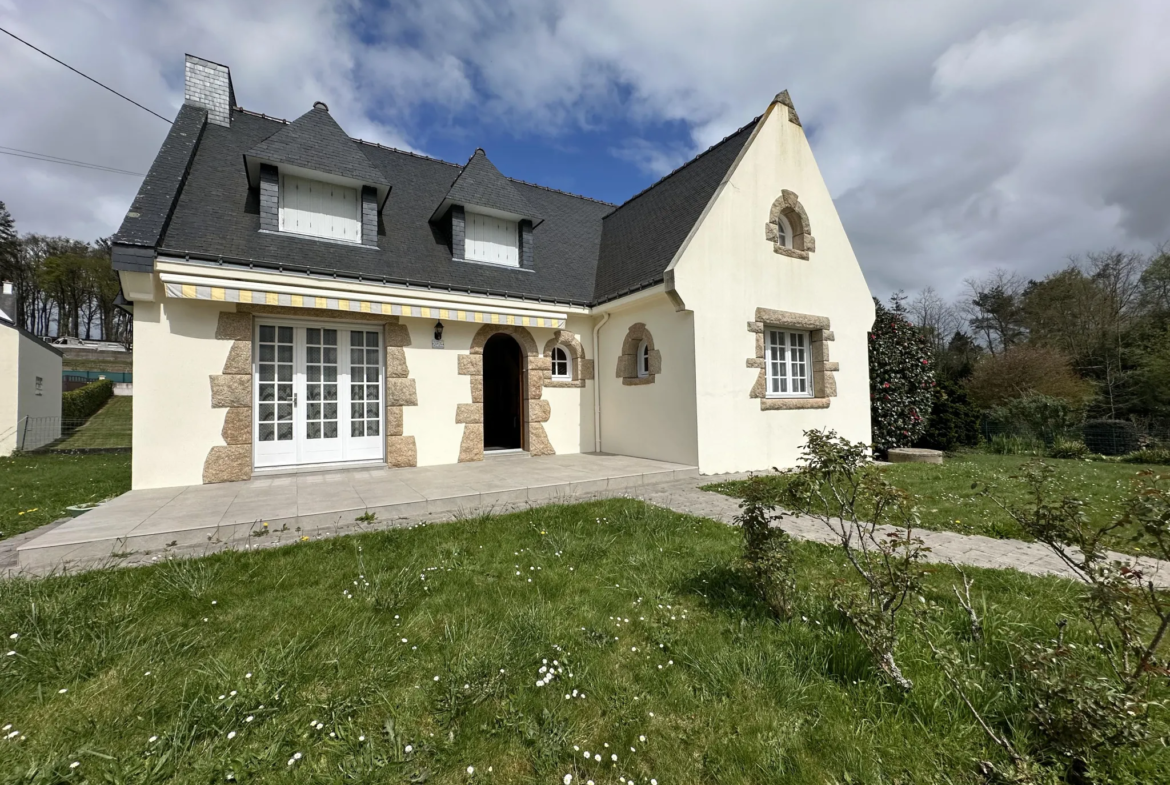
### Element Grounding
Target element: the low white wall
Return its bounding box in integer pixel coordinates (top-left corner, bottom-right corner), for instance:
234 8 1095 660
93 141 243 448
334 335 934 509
595 294 699 466
16 331 62 450
132 295 233 490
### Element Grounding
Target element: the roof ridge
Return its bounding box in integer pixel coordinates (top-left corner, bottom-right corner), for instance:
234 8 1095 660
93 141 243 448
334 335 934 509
235 107 616 207
605 114 762 215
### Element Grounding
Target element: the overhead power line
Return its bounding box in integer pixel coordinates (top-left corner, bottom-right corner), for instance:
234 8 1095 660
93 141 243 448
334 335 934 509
0 25 172 124
0 146 145 176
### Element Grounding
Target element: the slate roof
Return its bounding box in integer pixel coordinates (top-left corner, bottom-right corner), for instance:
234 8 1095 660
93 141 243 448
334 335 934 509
115 103 208 248
594 119 756 301
433 149 539 223
114 103 762 306
245 105 389 188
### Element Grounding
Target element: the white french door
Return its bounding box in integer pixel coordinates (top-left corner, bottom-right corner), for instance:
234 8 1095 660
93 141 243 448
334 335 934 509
253 320 384 468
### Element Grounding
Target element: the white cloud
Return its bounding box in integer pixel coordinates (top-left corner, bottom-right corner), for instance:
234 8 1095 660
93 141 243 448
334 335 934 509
2 0 1169 301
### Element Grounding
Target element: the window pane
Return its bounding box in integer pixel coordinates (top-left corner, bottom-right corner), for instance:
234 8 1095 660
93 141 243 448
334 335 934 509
351 421 364 437
259 344 274 362
306 328 320 344
323 421 337 439
259 364 275 382
351 402 364 420
352 366 364 383
278 326 293 343
277 345 293 363
364 332 378 347
367 420 379 437
352 384 364 401
277 364 292 382
258 423 275 441
366 349 378 366
323 330 337 346
306 421 321 439
351 348 363 365
351 331 364 347
259 325 275 342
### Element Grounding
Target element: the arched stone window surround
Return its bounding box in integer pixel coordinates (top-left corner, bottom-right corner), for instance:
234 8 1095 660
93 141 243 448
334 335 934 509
541 330 595 389
746 307 838 410
455 323 555 461
765 190 815 260
616 323 661 386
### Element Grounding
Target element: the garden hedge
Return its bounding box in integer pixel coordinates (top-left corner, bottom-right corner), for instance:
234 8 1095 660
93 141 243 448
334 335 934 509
62 378 114 421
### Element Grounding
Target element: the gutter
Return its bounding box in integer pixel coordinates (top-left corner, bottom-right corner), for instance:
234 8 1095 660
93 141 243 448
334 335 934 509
591 310 610 453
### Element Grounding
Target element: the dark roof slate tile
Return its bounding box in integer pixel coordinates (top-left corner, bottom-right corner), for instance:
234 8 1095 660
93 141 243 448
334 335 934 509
246 105 389 186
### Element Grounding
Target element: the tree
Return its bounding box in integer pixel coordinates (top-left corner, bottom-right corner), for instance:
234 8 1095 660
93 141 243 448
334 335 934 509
869 297 935 454
965 345 1093 410
908 286 960 359
961 270 1026 354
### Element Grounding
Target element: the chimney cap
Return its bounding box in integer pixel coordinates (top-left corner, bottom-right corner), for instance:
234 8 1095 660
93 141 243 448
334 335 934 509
313 101 329 111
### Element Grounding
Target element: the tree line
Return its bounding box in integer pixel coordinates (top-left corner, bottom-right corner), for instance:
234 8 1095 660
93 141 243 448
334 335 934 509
0 201 130 344
901 246 1170 426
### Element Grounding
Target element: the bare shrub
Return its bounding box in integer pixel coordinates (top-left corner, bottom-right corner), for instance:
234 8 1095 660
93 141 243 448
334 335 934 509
782 430 929 690
734 475 796 618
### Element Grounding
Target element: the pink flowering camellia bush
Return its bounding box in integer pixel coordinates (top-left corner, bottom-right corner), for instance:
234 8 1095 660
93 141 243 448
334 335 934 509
869 297 935 457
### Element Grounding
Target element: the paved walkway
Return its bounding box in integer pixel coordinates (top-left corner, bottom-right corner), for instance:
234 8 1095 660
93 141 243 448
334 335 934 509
5 465 1169 586
631 478 1170 587
9 453 697 575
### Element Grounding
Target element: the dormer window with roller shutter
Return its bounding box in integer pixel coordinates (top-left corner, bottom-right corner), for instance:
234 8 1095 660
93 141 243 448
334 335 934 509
243 101 390 247
279 175 361 242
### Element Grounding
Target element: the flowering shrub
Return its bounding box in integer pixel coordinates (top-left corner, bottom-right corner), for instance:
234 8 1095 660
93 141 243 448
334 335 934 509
869 299 935 456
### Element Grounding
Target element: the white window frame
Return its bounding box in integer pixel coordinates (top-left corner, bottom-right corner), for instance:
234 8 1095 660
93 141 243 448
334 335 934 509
765 328 812 398
637 340 650 378
550 346 571 380
278 174 361 244
775 213 793 248
465 211 519 267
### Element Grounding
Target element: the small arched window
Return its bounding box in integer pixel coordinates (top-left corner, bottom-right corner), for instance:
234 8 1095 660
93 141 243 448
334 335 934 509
637 340 650 378
775 214 792 248
550 345 570 380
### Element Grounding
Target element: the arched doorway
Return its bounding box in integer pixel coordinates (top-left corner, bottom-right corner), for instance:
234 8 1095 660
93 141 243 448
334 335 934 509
482 333 524 451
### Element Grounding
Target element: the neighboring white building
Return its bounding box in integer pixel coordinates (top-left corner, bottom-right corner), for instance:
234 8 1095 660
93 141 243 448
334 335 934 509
0 282 64 455
110 55 874 491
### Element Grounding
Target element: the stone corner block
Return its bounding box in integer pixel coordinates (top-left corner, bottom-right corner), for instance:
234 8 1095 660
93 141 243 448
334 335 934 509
211 374 252 409
455 403 483 424
386 435 417 467
579 358 595 380
615 354 636 378
459 423 484 462
385 323 412 348
386 405 404 437
647 350 662 375
203 444 252 484
386 378 418 407
386 346 410 379
215 311 252 341
457 354 483 376
526 399 551 423
222 340 252 374
222 407 252 445
529 356 552 372
528 422 555 456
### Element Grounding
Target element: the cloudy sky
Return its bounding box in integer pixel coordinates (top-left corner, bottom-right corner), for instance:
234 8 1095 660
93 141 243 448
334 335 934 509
1 0 1168 299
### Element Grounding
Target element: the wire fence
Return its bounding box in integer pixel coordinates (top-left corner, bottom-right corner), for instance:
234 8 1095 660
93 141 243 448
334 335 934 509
980 417 1170 456
4 415 131 453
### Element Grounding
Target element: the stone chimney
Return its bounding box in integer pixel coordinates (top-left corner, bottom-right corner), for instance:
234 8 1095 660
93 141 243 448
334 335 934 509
184 54 235 127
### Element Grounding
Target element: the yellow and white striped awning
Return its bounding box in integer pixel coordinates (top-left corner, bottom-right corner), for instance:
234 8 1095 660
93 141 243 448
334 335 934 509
159 273 567 329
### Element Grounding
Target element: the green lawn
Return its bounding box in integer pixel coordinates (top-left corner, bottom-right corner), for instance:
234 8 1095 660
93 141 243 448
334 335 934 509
0 452 131 540
1 499 1166 783
705 452 1170 552
55 396 133 450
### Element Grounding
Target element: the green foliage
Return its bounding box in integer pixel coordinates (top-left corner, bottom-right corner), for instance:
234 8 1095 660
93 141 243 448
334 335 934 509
964 463 1170 779
61 378 114 421
916 376 980 451
0 452 130 539
1048 437 1089 460
783 430 928 691
1082 419 1140 456
1120 448 1170 465
985 434 1046 456
985 393 1085 445
734 475 796 618
869 298 936 455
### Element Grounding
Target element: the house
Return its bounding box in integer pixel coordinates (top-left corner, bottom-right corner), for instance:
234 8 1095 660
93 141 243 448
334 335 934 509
110 55 874 491
0 281 63 455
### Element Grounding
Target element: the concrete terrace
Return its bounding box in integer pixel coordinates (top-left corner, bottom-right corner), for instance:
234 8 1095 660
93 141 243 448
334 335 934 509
15 453 697 573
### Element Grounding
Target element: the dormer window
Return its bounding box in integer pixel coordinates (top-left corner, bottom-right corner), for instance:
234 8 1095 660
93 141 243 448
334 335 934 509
465 211 518 267
279 175 361 243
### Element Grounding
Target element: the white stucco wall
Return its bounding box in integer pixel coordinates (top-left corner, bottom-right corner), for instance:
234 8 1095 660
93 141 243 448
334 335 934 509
673 101 875 474
595 293 699 466
132 293 233 489
0 325 63 455
16 331 62 450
